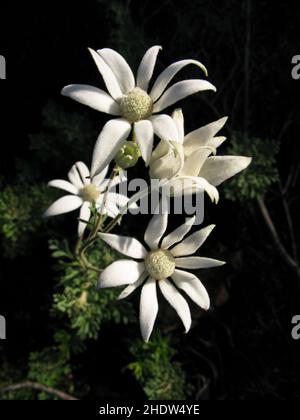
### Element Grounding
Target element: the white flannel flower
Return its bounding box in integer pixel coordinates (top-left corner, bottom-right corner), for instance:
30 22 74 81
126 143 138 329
61 46 216 176
44 161 129 236
149 109 252 203
98 212 225 342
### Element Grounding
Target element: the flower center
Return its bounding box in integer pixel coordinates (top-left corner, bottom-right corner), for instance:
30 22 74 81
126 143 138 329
118 87 153 123
80 184 100 202
144 249 175 281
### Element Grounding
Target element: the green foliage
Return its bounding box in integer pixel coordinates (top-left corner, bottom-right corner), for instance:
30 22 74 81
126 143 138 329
128 333 187 400
0 183 50 258
51 239 136 340
223 132 279 201
0 362 33 400
27 347 74 400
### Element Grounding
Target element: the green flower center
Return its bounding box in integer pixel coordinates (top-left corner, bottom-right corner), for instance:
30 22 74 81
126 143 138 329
118 87 153 123
80 184 100 202
144 249 175 281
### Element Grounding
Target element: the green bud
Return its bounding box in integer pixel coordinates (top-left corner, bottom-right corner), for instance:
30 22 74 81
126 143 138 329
115 141 141 169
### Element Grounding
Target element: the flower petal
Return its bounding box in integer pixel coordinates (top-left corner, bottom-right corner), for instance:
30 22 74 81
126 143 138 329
97 48 135 94
183 117 228 157
68 165 84 189
137 45 162 92
78 201 91 237
99 232 147 259
88 48 123 100
181 149 210 178
159 279 191 333
161 216 195 249
99 260 145 288
61 84 121 115
150 114 179 142
175 256 225 269
140 278 158 342
153 80 216 113
44 195 83 217
150 59 208 102
199 156 252 186
48 179 79 195
91 118 131 177
75 161 90 185
170 224 216 257
97 196 120 218
167 176 219 204
144 211 168 250
149 139 184 180
171 269 210 310
209 136 227 150
92 166 109 186
172 109 185 143
134 120 154 165
118 271 148 300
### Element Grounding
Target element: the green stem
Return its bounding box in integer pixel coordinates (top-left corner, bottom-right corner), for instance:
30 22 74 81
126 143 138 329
78 165 119 270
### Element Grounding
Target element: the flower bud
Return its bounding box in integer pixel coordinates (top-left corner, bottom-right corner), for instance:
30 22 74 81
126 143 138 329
115 141 141 169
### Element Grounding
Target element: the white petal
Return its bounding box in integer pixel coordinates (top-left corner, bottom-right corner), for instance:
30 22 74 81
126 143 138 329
92 166 109 186
68 164 84 189
75 162 90 185
180 148 212 177
209 136 227 150
199 156 252 186
99 174 126 192
170 224 216 257
99 232 147 259
134 120 154 165
150 59 208 102
48 179 79 195
172 109 185 143
44 195 83 217
61 84 121 115
153 80 216 113
168 176 219 204
183 117 228 157
96 194 120 218
104 193 137 210
137 45 162 91
88 48 123 100
149 139 184 180
140 278 158 342
118 272 148 300
144 211 168 250
159 279 191 332
150 114 179 142
175 256 225 269
78 202 91 237
91 118 132 177
97 48 135 94
161 216 195 249
171 269 210 310
99 260 145 288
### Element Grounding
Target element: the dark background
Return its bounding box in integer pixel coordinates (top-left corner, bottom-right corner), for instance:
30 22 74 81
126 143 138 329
0 0 300 400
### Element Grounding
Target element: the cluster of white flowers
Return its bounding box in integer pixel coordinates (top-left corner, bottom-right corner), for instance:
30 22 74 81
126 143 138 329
45 46 251 341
